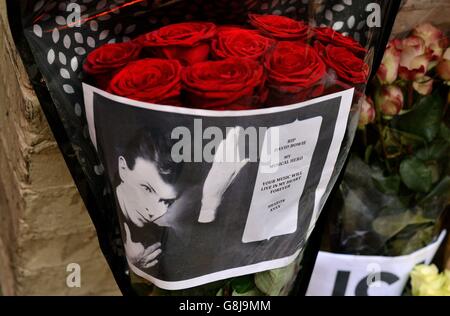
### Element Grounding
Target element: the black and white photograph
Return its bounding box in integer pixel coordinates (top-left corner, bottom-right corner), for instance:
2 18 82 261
85 84 353 289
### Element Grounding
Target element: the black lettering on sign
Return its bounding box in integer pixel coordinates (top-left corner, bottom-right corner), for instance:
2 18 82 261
332 271 350 296
355 272 399 296
332 271 401 296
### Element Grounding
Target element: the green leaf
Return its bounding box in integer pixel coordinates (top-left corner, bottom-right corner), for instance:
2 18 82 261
372 174 401 195
439 123 450 143
400 158 433 192
385 224 435 256
216 288 224 296
415 141 449 161
364 145 373 164
232 288 264 296
373 211 434 239
390 129 426 148
419 176 450 206
254 260 297 296
167 280 228 296
391 93 445 142
380 128 426 159
381 127 402 158
230 275 255 294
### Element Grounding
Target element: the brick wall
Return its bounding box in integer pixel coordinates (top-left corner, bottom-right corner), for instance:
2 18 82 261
0 1 120 296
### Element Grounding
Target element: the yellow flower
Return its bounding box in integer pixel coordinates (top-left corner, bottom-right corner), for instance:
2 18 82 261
411 264 438 295
418 286 448 296
417 274 447 296
411 265 450 296
442 270 450 294
444 270 450 281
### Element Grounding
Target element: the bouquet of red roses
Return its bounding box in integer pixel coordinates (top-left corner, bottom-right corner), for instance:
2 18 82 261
81 14 370 296
84 14 368 110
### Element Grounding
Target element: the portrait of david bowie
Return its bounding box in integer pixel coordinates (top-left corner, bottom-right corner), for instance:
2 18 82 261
115 129 182 271
114 127 248 272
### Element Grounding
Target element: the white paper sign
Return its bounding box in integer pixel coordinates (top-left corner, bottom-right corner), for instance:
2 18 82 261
243 117 322 243
306 231 446 296
83 83 356 290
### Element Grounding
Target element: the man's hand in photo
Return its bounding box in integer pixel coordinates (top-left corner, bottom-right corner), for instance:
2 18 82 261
124 222 162 268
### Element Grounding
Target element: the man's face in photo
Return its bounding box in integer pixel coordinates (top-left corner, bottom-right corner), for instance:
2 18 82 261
118 156 177 227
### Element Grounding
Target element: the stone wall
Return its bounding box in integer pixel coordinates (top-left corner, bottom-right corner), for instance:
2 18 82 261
0 0 120 296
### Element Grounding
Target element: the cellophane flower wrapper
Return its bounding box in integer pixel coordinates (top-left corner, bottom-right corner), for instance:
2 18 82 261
308 15 450 296
16 0 399 295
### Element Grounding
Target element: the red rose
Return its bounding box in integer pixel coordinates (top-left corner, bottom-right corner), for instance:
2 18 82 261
212 27 275 61
264 42 326 105
315 42 369 84
137 22 217 66
315 27 366 55
248 14 312 41
182 57 266 109
108 58 182 105
83 41 142 90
